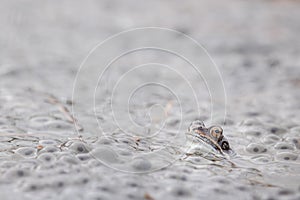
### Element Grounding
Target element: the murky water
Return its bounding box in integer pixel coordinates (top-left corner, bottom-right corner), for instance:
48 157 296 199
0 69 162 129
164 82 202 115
1 0 300 199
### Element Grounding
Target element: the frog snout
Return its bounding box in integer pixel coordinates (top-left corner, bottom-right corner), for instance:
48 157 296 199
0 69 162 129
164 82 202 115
219 138 230 151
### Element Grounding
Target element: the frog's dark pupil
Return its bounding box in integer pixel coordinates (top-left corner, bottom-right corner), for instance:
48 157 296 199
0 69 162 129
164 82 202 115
215 130 219 133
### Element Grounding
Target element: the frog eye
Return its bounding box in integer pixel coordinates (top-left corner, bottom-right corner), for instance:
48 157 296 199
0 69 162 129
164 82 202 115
210 126 223 140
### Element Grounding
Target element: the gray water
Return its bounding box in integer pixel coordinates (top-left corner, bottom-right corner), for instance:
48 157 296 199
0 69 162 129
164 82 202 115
1 0 300 199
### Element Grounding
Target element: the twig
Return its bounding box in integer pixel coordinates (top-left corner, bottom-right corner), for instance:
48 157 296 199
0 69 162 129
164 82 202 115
46 94 83 132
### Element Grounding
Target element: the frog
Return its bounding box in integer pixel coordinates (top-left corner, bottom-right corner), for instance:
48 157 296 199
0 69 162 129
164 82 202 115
185 120 233 159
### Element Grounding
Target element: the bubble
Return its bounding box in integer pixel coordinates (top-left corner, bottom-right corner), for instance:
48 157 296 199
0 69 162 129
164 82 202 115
4 168 30 179
91 147 120 164
16 169 25 177
213 188 228 194
252 155 273 163
170 187 191 197
39 146 59 153
53 180 66 189
95 138 114 145
131 157 152 171
29 116 54 129
38 153 56 163
274 142 295 151
212 177 231 185
275 152 298 161
59 155 80 165
22 180 44 192
278 189 294 196
15 147 37 158
168 173 187 181
74 175 90 185
125 181 140 188
236 186 248 192
96 184 114 193
268 126 287 135
246 143 267 154
262 135 280 144
286 137 300 149
76 153 92 162
69 142 90 154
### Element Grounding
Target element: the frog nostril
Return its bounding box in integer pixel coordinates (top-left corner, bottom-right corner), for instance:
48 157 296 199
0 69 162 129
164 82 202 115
218 135 224 142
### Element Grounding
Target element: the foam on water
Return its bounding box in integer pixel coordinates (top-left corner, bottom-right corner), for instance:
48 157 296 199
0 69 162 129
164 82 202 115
0 84 300 200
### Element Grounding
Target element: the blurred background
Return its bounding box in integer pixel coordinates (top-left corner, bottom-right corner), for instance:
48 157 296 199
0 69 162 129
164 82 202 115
0 0 299 118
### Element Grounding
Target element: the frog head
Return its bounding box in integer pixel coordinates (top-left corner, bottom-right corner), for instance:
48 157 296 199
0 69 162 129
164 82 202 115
209 126 230 151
